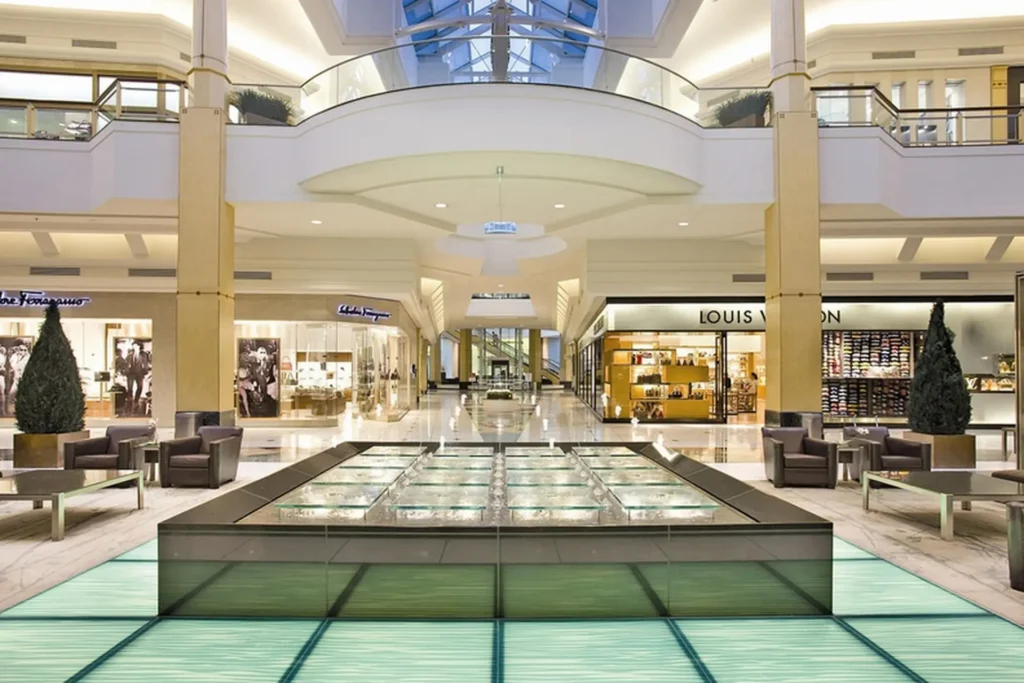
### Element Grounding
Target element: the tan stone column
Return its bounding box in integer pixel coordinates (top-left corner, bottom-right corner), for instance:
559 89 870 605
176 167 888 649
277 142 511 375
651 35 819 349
765 0 823 433
430 339 442 385
417 333 428 396
529 329 543 391
175 0 235 430
459 329 473 390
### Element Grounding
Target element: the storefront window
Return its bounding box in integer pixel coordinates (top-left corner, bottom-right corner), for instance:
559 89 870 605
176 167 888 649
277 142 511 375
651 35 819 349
0 317 152 420
236 321 410 421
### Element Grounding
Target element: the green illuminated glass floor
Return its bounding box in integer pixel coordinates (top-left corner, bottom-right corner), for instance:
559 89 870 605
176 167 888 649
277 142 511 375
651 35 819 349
1 537 1022 682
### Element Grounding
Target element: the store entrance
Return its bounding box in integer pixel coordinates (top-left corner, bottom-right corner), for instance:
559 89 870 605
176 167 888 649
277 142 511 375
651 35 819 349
725 332 766 424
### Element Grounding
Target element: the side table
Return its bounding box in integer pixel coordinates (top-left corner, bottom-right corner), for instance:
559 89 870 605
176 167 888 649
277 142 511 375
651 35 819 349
837 445 861 482
141 444 160 483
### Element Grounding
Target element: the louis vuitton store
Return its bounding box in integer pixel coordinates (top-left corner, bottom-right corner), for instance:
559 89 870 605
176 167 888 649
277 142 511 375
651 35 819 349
0 290 420 428
576 297 1014 427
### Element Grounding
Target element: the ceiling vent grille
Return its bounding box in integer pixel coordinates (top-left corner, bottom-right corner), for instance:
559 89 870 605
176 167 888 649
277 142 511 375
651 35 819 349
234 270 272 280
0 34 27 44
179 51 191 62
129 268 176 278
872 50 915 60
920 271 969 281
732 273 766 283
826 272 874 281
72 39 117 50
807 59 817 69
29 266 80 276
959 46 1003 56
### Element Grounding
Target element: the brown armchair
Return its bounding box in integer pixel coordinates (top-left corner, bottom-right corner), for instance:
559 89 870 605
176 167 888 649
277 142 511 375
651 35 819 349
842 426 931 481
159 426 243 488
762 427 838 488
64 425 156 471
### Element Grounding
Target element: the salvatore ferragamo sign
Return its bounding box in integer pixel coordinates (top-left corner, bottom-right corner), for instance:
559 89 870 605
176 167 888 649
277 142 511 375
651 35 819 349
0 290 91 308
337 304 392 323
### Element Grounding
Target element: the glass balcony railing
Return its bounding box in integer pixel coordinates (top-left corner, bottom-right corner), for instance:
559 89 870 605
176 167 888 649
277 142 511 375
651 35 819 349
813 85 1024 146
0 79 184 141
230 36 771 130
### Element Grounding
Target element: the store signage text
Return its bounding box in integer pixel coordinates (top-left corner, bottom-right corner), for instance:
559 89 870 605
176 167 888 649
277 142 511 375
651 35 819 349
483 221 517 235
698 307 842 325
0 290 91 308
592 315 605 335
337 304 392 322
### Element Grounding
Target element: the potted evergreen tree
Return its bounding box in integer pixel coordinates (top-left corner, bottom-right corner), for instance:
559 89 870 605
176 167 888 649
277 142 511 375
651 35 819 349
904 300 975 468
13 303 89 467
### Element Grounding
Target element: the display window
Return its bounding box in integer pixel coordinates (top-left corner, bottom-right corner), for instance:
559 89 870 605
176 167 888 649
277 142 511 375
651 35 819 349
235 321 411 421
579 298 1015 426
0 317 152 420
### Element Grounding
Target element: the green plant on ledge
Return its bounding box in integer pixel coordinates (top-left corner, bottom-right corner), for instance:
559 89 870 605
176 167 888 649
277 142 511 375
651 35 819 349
908 300 972 435
15 303 86 434
230 88 295 125
713 91 772 128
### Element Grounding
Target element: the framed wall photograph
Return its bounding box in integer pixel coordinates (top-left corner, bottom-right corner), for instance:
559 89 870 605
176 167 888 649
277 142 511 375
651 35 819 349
112 337 153 417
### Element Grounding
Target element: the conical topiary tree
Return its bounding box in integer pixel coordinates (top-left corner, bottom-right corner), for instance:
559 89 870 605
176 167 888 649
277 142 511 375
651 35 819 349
908 300 971 435
15 302 85 434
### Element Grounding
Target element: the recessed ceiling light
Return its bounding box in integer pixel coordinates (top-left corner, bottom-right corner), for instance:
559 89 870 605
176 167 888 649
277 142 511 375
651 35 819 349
498 284 505 288
678 222 689 227
311 220 322 225
554 203 566 209
435 202 448 209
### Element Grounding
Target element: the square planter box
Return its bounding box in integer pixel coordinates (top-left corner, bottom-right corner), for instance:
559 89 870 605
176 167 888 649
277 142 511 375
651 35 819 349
904 432 976 469
13 431 90 468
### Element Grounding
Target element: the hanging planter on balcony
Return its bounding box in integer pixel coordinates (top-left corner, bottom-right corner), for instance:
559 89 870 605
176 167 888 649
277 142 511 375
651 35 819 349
230 88 295 125
713 91 772 128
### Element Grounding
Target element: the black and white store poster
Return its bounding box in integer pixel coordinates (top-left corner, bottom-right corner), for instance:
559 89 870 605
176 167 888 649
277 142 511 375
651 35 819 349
238 338 280 418
0 337 33 417
113 337 153 417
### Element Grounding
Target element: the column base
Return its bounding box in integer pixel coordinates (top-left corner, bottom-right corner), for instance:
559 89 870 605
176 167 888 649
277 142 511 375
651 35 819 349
765 410 823 439
175 410 236 437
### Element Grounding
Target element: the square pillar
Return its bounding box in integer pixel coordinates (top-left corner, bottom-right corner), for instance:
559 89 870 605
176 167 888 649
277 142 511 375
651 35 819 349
529 329 543 392
459 329 473 391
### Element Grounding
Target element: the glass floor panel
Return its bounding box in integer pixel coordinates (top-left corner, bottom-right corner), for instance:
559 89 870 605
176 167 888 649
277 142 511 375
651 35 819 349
596 469 685 485
4 536 1024 681
292 621 493 682
504 457 574 470
339 455 417 469
679 617 912 682
422 457 492 470
389 485 491 510
572 446 637 456
506 485 604 510
505 447 565 456
273 484 385 509
611 485 721 509
582 456 658 470
310 468 405 485
504 621 703 682
506 469 590 486
362 446 427 456
80 619 318 681
434 446 495 456
406 469 492 485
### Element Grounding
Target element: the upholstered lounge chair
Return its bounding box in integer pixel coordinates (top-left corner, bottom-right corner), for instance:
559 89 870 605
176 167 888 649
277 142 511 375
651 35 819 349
64 424 156 470
842 426 931 481
159 426 243 488
762 427 838 488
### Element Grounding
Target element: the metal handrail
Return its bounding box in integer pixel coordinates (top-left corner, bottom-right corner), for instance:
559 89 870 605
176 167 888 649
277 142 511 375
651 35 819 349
231 35 769 130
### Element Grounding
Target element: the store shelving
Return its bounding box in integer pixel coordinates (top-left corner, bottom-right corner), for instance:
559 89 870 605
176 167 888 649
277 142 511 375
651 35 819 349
821 330 919 421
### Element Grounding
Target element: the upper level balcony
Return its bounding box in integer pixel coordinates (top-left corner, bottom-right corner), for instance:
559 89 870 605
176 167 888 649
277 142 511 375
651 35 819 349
0 37 1022 222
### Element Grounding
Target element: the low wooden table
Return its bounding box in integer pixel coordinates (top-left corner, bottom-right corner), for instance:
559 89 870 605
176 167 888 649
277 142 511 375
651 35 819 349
863 470 1024 541
836 445 862 482
0 469 143 541
141 444 160 483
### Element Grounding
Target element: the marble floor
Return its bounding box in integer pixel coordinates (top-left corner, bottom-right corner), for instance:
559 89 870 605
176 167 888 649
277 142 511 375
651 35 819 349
0 391 1021 628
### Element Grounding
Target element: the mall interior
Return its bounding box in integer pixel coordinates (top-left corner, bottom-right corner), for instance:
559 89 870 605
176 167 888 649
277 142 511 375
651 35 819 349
1 0 1024 680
